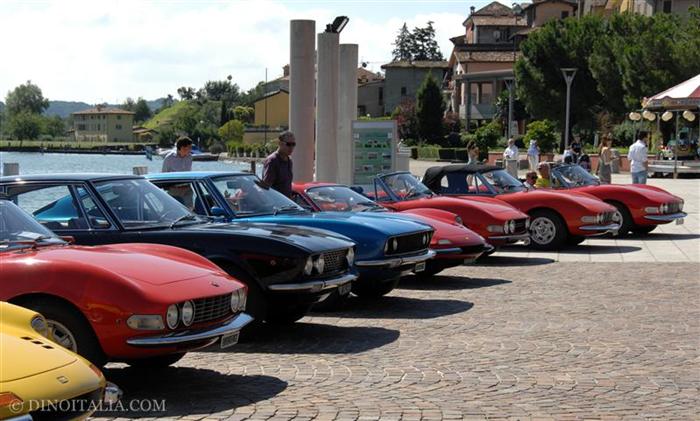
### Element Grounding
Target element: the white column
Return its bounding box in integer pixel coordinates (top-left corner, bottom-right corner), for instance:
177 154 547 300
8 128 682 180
315 31 339 182
337 44 358 185
289 20 316 182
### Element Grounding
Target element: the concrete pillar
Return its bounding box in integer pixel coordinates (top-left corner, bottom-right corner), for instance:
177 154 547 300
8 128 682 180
337 44 358 185
2 163 19 176
133 166 148 175
290 20 316 182
315 31 339 182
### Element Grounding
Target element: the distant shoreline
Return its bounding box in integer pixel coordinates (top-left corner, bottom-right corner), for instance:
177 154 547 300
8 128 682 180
0 147 146 155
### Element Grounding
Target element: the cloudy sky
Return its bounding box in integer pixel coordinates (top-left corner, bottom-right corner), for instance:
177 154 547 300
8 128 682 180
0 0 497 104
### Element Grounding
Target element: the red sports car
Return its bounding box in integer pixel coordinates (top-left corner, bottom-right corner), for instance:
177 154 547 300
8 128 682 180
548 163 686 235
292 182 492 277
0 199 252 367
362 172 531 250
422 165 621 250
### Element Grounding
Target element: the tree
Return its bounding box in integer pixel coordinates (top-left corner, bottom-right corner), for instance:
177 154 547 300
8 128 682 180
233 106 254 124
7 112 43 140
177 86 195 100
391 98 419 144
472 120 503 153
133 98 152 123
416 72 445 144
523 120 559 153
494 90 528 126
218 119 245 144
43 115 66 137
120 97 136 112
5 81 49 115
412 21 443 61
240 81 265 106
392 23 414 61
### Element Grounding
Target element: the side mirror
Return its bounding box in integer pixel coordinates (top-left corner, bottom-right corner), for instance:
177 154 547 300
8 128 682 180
60 236 75 244
210 206 227 217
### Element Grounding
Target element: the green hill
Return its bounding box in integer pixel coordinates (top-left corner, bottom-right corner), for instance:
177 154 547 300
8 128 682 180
143 100 189 130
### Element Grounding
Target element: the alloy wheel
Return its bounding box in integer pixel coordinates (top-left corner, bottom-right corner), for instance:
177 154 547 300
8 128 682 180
530 217 556 245
47 319 78 352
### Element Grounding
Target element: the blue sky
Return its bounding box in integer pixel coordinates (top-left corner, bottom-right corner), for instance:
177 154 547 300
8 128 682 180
0 0 498 104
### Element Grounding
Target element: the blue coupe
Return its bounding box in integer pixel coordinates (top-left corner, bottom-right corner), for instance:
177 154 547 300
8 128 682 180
147 171 436 298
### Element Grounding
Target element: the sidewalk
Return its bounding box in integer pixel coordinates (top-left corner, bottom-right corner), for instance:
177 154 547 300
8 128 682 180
409 159 700 263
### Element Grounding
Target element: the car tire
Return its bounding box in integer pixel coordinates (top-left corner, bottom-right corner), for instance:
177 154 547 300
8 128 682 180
23 298 107 367
631 225 656 235
528 209 567 250
124 353 185 369
352 277 400 298
607 201 633 236
265 304 311 324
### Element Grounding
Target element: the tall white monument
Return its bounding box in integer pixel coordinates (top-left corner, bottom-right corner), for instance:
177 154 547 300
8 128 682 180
337 44 358 185
315 31 339 182
289 20 316 182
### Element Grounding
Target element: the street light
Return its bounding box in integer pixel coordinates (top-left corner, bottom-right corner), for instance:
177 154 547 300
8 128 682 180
561 68 577 153
325 16 349 33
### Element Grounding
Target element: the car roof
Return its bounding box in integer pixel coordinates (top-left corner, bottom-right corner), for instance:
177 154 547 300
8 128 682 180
147 171 249 180
0 173 141 183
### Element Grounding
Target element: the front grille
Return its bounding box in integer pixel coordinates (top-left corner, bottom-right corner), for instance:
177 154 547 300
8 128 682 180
513 218 528 233
600 211 615 224
30 388 102 420
193 293 232 324
460 244 487 254
387 231 432 256
322 249 348 275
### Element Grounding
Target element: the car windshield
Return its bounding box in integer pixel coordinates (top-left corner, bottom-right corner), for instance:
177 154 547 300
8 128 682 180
211 175 304 216
479 169 527 194
0 200 65 251
306 186 384 212
553 165 600 187
381 173 433 200
93 178 199 228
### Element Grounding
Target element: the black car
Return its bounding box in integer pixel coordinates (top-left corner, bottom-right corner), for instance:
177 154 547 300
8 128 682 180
0 174 357 325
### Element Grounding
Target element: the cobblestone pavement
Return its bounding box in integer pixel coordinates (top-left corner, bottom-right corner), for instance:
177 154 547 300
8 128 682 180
99 262 700 420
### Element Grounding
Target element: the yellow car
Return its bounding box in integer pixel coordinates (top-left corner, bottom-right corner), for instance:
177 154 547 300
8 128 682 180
0 302 120 420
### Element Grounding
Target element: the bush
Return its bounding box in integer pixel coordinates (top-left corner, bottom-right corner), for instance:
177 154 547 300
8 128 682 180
473 120 503 153
611 120 637 148
524 119 559 153
416 144 441 160
209 142 226 155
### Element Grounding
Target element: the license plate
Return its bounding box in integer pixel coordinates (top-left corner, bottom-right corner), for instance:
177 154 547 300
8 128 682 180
338 282 352 296
220 332 239 349
676 218 684 225
414 262 426 273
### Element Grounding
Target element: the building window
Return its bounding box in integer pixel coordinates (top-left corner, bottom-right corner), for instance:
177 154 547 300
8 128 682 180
97 124 101 131
116 124 122 130
378 87 384 105
561 10 569 18
77 124 86 130
117 115 121 120
663 0 672 12
401 86 407 96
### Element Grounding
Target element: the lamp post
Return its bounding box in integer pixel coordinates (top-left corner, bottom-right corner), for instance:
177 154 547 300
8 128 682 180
504 78 515 140
561 68 577 153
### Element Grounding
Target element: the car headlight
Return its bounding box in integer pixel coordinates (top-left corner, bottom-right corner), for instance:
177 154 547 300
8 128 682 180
455 216 463 226
166 304 179 329
313 255 325 274
346 248 355 265
304 256 314 275
230 288 246 313
644 206 660 214
503 222 510 234
487 224 505 233
437 239 452 245
525 218 530 229
392 238 398 251
679 201 684 211
126 315 165 330
659 203 667 214
423 233 429 246
181 301 195 327
509 220 516 233
30 315 49 338
581 215 598 223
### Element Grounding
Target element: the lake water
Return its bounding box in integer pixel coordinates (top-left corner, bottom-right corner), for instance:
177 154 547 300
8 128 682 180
0 152 261 177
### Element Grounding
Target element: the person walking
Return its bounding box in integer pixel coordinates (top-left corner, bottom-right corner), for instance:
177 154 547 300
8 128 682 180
503 138 519 178
467 141 480 165
262 131 295 197
161 136 193 172
628 132 649 184
596 134 615 184
527 139 539 171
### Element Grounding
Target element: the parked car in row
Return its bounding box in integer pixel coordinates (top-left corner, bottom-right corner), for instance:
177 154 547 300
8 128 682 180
147 172 435 298
0 199 252 367
0 301 121 420
0 174 357 325
291 182 492 278
422 165 620 249
361 171 531 250
547 163 686 235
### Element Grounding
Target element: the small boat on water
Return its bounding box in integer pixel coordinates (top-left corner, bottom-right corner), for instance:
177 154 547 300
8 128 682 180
156 145 219 161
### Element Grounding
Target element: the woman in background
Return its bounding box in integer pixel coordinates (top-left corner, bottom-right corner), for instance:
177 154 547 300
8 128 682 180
597 134 615 184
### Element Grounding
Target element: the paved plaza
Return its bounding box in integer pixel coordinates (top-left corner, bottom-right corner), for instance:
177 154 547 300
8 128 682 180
97 163 699 420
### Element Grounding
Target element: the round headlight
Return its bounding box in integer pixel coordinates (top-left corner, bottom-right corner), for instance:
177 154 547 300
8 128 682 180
660 203 668 214
231 289 246 313
384 241 389 253
391 238 398 251
181 301 195 327
509 220 516 233
525 218 531 229
455 216 463 226
503 222 510 234
346 248 355 265
30 316 49 337
313 255 325 274
166 304 179 329
304 256 314 275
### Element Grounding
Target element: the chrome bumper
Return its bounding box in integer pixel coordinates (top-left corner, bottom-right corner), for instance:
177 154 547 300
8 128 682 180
487 232 530 242
267 272 357 293
127 312 253 347
5 416 32 421
104 382 123 404
579 223 620 232
433 247 463 254
355 249 436 268
644 212 687 221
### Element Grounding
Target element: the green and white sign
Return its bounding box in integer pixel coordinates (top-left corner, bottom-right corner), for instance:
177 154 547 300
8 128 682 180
351 120 398 185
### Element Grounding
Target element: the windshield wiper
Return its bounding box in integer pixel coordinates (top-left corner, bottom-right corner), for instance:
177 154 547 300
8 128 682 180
273 205 301 215
169 214 199 228
357 201 383 211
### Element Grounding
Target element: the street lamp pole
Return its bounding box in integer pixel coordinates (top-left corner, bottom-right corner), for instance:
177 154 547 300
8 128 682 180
504 78 515 140
561 68 577 153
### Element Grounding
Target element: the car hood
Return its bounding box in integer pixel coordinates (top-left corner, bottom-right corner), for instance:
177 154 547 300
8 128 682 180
442 195 524 215
0 332 76 382
574 184 681 203
183 221 355 253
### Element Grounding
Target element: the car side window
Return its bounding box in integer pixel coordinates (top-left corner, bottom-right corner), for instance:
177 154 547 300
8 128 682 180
6 184 87 231
154 181 203 214
196 182 218 214
75 187 111 229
